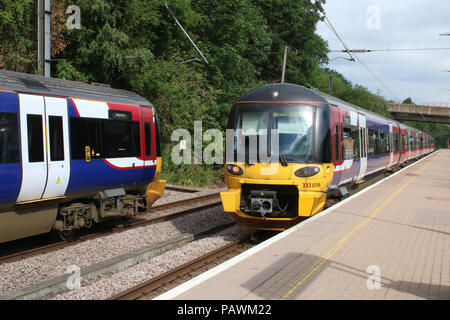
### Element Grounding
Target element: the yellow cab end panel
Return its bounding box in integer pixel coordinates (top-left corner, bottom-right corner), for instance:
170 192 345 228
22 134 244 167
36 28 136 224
220 188 240 213
146 178 166 207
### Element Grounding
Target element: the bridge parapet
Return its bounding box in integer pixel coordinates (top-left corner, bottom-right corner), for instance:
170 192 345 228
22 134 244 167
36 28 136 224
387 103 450 124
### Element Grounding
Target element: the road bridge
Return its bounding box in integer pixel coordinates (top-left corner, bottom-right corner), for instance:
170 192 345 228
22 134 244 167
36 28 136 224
387 103 450 124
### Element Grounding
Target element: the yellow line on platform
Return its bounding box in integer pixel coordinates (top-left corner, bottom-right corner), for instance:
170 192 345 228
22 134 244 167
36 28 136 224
281 159 433 300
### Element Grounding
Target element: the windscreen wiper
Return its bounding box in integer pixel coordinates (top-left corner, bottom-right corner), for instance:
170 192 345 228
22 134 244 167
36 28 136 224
279 153 288 167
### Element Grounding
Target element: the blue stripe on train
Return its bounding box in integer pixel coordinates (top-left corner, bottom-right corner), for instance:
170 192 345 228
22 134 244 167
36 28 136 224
67 98 78 118
339 158 360 184
0 91 19 113
0 164 22 205
366 154 388 175
366 117 389 175
332 154 388 187
66 159 156 195
0 91 22 205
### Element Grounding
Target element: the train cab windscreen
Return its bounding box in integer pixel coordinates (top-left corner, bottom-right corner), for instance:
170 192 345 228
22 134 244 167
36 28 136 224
229 104 331 164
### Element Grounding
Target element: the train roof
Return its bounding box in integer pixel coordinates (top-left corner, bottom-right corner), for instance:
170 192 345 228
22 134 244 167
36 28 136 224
312 89 431 136
234 83 432 137
235 83 330 105
0 69 152 107
311 89 390 122
235 83 388 122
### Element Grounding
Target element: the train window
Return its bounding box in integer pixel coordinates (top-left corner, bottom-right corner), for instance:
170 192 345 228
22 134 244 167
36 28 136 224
241 112 269 135
384 133 389 153
409 135 415 150
154 114 162 157
102 120 140 158
393 132 399 152
385 132 389 152
27 114 44 163
342 127 354 160
0 112 20 164
334 124 340 162
360 128 366 157
351 127 359 158
145 122 152 157
70 118 102 160
368 129 377 156
402 134 408 150
49 116 64 161
377 132 387 155
70 118 87 160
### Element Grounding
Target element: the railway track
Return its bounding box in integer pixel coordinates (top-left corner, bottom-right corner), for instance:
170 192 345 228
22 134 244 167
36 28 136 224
110 239 250 300
110 165 422 300
0 192 221 265
0 164 409 266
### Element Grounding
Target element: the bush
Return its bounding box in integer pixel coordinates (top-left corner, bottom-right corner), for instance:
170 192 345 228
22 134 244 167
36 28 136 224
159 143 225 187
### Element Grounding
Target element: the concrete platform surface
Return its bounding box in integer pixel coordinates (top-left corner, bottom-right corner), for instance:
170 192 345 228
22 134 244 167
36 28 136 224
156 150 449 300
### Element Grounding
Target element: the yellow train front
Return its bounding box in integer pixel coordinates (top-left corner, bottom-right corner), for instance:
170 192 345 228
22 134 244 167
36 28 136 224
220 84 334 230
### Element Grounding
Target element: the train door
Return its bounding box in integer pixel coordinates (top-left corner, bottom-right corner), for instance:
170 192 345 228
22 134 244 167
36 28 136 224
415 131 419 158
17 94 70 203
331 105 342 186
407 129 411 160
17 94 47 202
42 97 71 198
388 122 394 168
356 114 367 181
141 106 157 181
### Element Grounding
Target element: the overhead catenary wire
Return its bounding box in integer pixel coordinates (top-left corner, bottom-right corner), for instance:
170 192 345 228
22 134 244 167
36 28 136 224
314 1 354 62
47 8 286 81
164 2 208 64
316 1 400 101
330 47 450 53
352 54 400 101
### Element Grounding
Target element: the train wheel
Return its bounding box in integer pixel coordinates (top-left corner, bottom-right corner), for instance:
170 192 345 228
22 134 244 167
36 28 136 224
112 217 128 228
58 230 74 242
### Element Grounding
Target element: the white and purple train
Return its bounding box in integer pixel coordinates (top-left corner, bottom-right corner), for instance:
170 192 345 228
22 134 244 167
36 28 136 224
220 83 434 230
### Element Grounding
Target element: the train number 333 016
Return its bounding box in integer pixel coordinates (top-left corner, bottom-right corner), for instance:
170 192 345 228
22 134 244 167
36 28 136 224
302 182 321 188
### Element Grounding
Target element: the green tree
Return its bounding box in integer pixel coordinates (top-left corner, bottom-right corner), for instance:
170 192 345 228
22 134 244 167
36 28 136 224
0 0 36 73
402 97 413 104
254 0 328 85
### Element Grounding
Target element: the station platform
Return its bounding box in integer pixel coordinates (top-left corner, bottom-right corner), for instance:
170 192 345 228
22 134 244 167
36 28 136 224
157 150 449 300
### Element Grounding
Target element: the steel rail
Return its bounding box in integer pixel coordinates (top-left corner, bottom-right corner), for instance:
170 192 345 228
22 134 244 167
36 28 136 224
0 193 221 264
110 240 242 300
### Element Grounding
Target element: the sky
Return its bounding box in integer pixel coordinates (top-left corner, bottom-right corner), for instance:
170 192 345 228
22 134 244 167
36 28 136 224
315 0 450 105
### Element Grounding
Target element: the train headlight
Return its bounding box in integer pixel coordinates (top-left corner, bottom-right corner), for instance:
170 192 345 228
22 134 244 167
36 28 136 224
294 166 320 178
226 164 244 175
